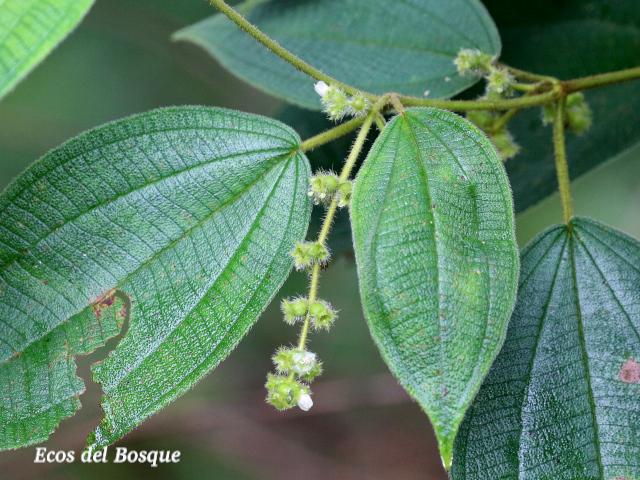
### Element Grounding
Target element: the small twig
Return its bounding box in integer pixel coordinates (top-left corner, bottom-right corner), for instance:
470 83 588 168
552 97 574 226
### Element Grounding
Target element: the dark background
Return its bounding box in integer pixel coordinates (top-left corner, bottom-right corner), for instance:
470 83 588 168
0 1 638 479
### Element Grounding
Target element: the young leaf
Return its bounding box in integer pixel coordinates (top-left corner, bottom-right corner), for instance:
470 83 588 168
174 0 501 109
0 0 95 100
452 218 640 479
0 106 311 450
350 107 519 468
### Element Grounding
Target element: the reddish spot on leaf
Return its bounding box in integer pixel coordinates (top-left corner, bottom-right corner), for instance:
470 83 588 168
619 358 640 384
92 289 116 319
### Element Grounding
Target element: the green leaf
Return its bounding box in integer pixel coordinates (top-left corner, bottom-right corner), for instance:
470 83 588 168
0 0 94 100
0 106 311 450
350 107 519 468
452 218 640 479
483 0 640 212
174 0 501 109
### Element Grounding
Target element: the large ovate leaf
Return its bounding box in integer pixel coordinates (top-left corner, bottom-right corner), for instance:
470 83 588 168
482 0 640 212
0 0 94 100
351 107 519 468
174 0 501 109
0 106 311 449
452 218 640 479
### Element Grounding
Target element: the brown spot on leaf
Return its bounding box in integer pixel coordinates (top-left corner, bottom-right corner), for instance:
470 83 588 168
619 358 640 384
92 289 116 319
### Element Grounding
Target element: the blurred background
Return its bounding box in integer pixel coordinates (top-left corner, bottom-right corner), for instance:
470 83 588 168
0 1 638 479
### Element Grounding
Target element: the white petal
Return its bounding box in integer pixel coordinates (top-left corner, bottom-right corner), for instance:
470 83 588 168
298 393 313 411
314 81 329 97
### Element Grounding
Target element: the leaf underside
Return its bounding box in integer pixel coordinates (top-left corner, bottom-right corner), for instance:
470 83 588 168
452 218 640 479
0 0 95 100
174 0 501 109
351 107 519 468
0 106 311 450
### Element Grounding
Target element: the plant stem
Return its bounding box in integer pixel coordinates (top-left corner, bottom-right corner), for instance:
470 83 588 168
210 0 640 115
300 116 365 152
399 89 558 111
488 108 521 133
296 115 374 350
552 98 574 226
502 64 557 83
209 0 370 100
563 66 640 93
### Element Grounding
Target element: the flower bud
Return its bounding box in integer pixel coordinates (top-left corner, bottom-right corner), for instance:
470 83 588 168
347 93 370 117
308 299 337 330
566 92 592 135
297 392 313 411
291 241 330 270
541 93 592 135
336 181 353 208
486 67 514 95
309 172 340 205
272 346 295 373
466 110 497 131
281 297 309 324
490 129 520 161
291 350 318 376
314 81 369 121
314 81 330 97
265 373 308 411
300 360 323 383
454 48 493 76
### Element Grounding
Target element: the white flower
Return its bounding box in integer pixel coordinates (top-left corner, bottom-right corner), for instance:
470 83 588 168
291 350 317 375
298 393 313 411
314 81 330 98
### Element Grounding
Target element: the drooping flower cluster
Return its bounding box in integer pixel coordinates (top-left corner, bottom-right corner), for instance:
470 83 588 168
314 81 369 121
265 295 337 411
308 171 353 207
266 212 341 411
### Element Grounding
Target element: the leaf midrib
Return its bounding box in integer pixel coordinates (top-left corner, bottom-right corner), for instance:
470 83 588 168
567 232 606 479
101 152 297 391
516 232 568 479
0 151 295 365
110 152 302 422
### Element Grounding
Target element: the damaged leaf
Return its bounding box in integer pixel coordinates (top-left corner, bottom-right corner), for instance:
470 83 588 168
0 106 311 449
452 218 640 479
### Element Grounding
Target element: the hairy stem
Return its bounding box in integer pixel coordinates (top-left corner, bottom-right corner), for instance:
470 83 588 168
210 0 640 115
399 89 558 111
300 116 365 152
563 66 640 93
297 115 374 350
552 98 574 226
488 108 521 134
209 0 370 100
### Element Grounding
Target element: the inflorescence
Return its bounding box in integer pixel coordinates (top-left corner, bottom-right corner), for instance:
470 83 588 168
454 48 591 160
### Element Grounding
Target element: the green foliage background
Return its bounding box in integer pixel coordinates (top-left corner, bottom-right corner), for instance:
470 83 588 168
0 1 638 478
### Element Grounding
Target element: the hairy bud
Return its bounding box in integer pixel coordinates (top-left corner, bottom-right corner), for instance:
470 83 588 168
308 299 337 330
454 48 493 76
490 129 520 161
291 241 330 270
314 81 369 121
486 67 514 95
265 373 309 411
281 297 309 325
